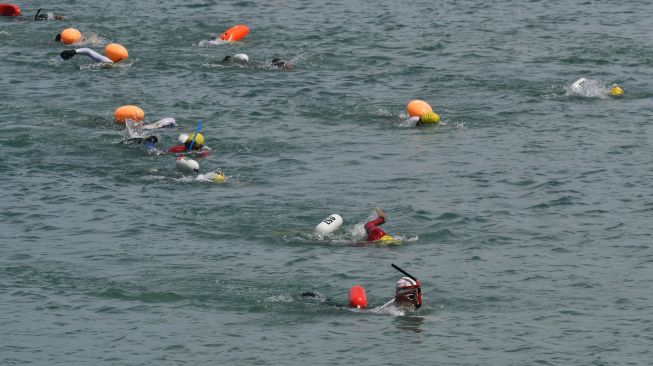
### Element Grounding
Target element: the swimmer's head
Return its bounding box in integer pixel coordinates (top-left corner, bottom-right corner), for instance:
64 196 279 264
395 277 422 309
144 135 158 150
54 34 62 42
271 58 294 70
211 170 227 183
610 85 624 97
184 132 204 149
419 111 441 125
379 235 398 244
221 55 233 65
35 9 48 21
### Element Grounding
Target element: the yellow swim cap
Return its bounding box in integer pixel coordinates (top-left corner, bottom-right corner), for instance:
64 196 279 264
419 111 441 124
378 235 400 244
212 171 227 183
185 133 204 147
610 86 624 97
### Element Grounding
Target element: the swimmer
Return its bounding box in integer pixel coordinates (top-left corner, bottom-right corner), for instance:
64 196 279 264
119 135 159 153
569 78 624 98
60 43 128 64
221 53 249 65
271 58 294 70
364 208 397 243
302 263 423 316
196 169 227 183
168 132 211 158
34 8 64 21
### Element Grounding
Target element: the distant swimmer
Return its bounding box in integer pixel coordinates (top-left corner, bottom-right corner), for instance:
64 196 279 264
221 53 249 65
271 58 294 70
34 8 64 21
168 132 210 158
364 208 399 244
569 78 624 98
60 43 128 64
403 100 441 126
119 135 160 154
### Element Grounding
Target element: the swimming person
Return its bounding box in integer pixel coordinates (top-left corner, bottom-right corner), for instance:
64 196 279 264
271 58 294 70
34 8 64 21
364 208 397 243
168 132 210 158
569 78 624 98
60 43 128 64
221 54 249 65
303 264 424 316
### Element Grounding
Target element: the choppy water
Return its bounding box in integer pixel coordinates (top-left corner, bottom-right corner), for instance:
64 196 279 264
2 1 653 365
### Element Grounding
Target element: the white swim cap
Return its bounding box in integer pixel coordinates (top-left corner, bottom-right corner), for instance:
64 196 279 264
177 133 189 144
396 277 418 292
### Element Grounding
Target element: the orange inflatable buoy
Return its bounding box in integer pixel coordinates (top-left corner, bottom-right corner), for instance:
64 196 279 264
349 285 368 309
60 28 82 45
114 105 144 125
407 100 433 117
0 3 21 16
105 43 128 62
220 24 250 42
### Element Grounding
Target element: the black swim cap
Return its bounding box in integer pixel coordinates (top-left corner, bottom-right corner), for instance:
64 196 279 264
54 34 62 42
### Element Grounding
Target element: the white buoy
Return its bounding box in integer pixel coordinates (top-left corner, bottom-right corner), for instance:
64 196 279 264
315 214 343 236
142 117 177 130
233 53 249 63
176 156 199 174
177 132 189 144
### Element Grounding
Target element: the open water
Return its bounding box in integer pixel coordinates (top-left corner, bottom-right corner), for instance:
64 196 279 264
2 1 653 365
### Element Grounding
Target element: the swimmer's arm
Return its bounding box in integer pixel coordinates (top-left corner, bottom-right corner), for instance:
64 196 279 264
75 48 113 63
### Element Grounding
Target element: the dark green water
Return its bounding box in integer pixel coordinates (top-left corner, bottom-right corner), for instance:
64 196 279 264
2 1 652 365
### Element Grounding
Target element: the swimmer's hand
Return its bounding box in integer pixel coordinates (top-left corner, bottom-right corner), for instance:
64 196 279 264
60 50 76 60
376 208 386 219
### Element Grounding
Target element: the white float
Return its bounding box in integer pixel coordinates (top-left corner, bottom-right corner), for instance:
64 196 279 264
176 156 199 174
177 132 190 144
142 117 177 130
315 214 343 236
233 53 249 63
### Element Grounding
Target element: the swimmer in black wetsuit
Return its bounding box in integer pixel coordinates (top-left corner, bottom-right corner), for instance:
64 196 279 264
271 58 294 70
34 8 64 21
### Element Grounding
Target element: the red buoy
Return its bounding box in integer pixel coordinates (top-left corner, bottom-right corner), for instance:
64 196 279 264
0 4 21 16
349 285 368 309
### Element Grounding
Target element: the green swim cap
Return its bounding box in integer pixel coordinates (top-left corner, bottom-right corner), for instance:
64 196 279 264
419 111 441 124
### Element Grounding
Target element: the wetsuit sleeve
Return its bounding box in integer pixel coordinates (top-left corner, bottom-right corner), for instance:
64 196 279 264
75 48 113 63
364 217 385 233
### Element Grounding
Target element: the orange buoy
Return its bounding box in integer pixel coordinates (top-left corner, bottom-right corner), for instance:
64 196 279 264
105 43 128 62
407 100 433 117
349 285 368 309
60 28 82 45
219 24 250 42
114 105 144 125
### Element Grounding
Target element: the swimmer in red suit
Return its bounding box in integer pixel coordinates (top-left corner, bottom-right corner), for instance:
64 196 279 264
364 208 397 243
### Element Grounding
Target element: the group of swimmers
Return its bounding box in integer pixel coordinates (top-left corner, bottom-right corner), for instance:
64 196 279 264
5 4 630 316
